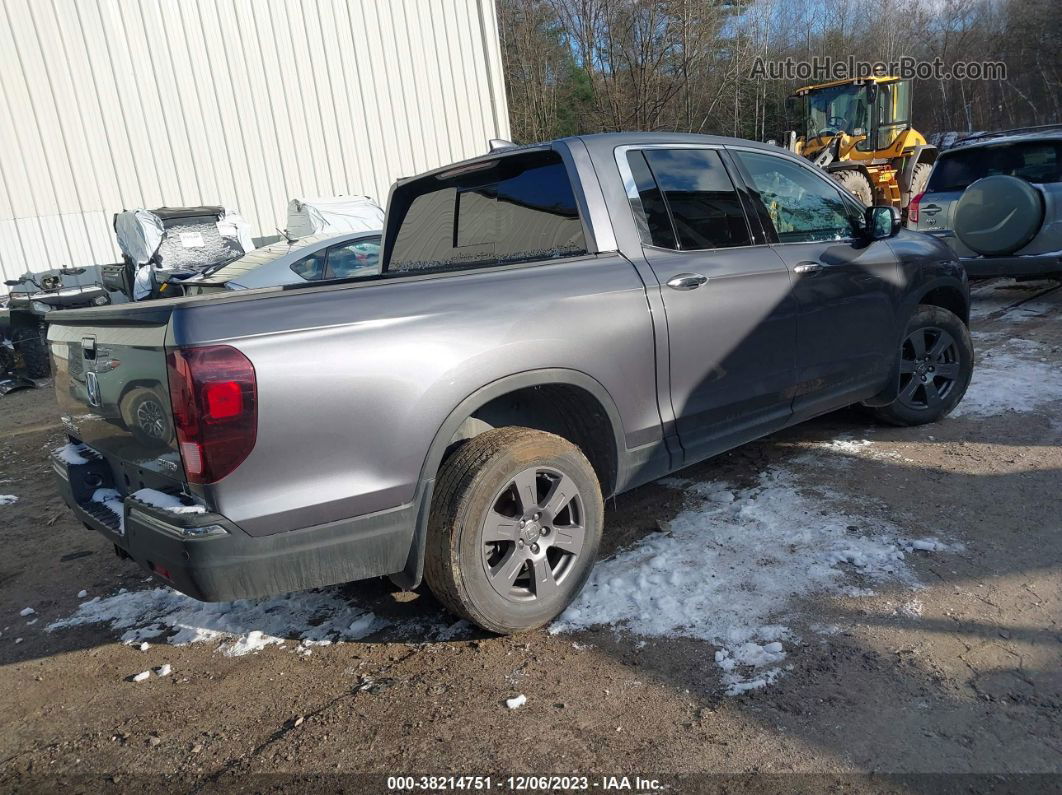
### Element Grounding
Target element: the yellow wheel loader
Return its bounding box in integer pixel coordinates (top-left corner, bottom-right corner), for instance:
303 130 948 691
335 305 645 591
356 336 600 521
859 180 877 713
785 76 936 211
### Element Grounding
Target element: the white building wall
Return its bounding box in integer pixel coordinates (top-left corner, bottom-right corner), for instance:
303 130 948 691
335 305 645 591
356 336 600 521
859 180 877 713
0 0 509 287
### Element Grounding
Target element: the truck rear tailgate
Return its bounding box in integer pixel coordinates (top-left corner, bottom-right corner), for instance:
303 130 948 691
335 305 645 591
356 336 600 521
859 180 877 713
48 305 185 491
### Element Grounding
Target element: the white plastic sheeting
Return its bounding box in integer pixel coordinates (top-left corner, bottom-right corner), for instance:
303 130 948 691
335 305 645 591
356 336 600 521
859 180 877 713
114 210 165 267
116 208 255 300
285 196 384 238
115 208 254 267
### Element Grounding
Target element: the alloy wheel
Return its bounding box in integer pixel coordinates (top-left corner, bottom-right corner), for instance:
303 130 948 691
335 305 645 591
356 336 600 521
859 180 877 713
480 465 586 603
897 326 961 411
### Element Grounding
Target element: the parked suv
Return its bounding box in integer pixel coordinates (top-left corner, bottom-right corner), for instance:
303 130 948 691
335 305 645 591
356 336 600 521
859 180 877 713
909 127 1062 279
49 133 972 634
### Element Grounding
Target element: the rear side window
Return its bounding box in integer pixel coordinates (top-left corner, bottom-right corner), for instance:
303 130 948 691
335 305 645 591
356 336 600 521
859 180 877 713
387 151 586 273
626 148 752 250
290 250 328 281
735 151 860 243
928 140 1062 192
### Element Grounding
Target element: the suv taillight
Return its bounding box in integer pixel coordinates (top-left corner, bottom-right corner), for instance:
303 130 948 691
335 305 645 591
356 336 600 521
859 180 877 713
166 345 257 484
908 191 924 224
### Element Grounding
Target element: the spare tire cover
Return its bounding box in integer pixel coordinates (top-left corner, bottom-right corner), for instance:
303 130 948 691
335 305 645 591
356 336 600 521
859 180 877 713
954 175 1044 256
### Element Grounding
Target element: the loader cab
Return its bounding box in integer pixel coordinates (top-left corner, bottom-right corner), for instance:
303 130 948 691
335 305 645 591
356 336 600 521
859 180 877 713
861 79 913 151
794 77 913 155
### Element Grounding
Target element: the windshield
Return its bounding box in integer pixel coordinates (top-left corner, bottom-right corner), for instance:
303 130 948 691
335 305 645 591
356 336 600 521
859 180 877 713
805 84 869 138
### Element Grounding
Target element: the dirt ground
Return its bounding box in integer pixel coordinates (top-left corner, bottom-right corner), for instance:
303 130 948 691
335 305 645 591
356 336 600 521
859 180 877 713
1 279 1060 792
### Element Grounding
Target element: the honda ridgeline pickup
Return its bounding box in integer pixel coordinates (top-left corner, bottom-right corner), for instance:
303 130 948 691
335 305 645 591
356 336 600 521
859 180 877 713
48 133 973 633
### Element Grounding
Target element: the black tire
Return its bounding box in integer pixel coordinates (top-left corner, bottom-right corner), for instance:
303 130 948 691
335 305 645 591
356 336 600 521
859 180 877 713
907 162 932 205
121 387 174 446
424 427 603 634
0 341 14 375
834 169 873 206
872 305 973 426
13 323 50 379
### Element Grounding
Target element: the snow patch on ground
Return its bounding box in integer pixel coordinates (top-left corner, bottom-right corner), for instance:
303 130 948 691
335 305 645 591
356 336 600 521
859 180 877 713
809 436 914 464
955 337 1062 417
48 587 385 656
0 495 17 506
553 465 951 695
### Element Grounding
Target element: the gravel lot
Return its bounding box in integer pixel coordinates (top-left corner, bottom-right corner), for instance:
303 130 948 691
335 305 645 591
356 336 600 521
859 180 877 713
1 279 1060 790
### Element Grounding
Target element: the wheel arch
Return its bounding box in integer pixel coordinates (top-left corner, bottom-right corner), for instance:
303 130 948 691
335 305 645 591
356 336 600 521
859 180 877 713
864 277 969 408
391 368 626 590
915 280 970 326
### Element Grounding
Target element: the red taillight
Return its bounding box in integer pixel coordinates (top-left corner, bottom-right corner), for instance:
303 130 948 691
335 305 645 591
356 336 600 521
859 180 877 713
908 192 924 224
204 381 243 419
166 345 257 484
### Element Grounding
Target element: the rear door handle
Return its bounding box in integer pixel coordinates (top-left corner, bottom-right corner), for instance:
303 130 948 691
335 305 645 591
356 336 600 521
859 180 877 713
666 273 709 290
793 261 823 275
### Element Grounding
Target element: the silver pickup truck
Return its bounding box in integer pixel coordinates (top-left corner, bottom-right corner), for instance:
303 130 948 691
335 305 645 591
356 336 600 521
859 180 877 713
48 133 973 633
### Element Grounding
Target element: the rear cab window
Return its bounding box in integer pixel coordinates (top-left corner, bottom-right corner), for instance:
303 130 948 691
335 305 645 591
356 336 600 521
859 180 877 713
929 140 1062 193
384 150 587 274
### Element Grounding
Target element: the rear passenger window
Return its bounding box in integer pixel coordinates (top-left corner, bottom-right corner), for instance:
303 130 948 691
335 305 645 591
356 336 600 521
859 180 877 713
387 151 587 273
326 239 381 279
632 149 752 250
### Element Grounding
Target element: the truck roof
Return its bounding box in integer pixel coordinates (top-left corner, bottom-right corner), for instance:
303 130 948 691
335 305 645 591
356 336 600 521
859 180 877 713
395 132 783 185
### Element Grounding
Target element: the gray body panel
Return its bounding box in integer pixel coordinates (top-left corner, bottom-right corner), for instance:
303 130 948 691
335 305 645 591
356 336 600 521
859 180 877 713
48 132 969 599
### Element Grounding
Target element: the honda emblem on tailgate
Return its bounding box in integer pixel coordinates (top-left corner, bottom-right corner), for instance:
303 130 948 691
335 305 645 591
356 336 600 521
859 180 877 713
82 336 101 407
85 370 101 407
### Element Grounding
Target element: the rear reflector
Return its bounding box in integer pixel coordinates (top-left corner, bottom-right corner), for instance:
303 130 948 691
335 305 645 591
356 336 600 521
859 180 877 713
151 562 173 581
167 345 257 484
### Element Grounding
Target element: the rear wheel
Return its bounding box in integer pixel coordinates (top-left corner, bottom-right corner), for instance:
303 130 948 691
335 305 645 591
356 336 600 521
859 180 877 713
872 305 973 426
834 169 873 206
424 427 603 634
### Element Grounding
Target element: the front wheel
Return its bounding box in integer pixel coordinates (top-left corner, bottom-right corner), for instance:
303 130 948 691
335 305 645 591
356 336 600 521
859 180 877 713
871 305 973 426
424 427 603 634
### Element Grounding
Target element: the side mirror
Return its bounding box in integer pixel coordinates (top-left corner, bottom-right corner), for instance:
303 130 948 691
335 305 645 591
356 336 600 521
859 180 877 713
865 206 901 239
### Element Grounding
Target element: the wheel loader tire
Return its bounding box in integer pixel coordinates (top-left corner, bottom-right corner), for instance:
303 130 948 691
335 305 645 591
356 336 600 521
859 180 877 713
834 169 873 206
908 162 932 203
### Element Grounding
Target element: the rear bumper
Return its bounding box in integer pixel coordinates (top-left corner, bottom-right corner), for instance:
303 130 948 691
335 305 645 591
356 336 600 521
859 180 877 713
52 449 415 602
960 253 1062 279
